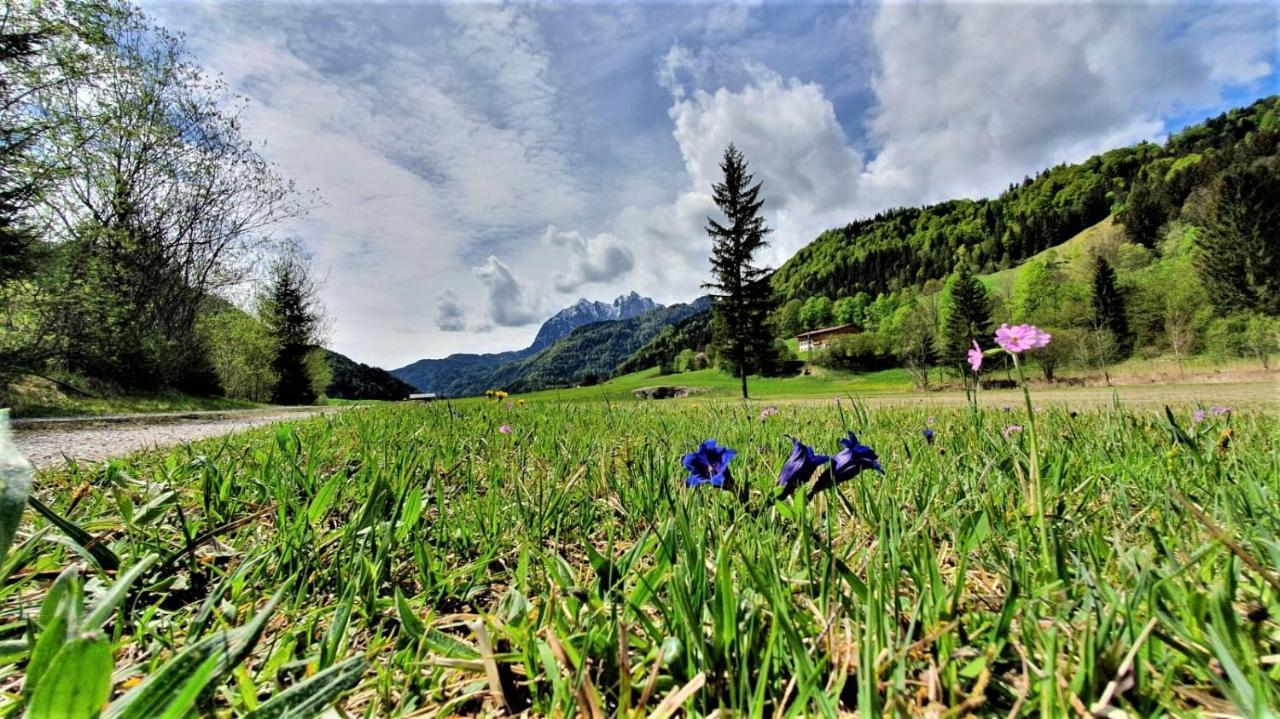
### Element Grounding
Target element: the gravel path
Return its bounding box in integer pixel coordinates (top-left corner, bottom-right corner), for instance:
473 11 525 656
12 408 337 469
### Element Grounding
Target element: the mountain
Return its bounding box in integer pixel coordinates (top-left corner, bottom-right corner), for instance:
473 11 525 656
323 349 416 400
392 292 663 395
530 291 660 350
486 297 712 392
770 96 1280 304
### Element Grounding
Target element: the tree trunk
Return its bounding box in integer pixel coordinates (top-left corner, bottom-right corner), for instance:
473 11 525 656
738 342 748 399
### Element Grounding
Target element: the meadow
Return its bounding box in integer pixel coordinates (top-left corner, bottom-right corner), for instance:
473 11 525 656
2 389 1278 717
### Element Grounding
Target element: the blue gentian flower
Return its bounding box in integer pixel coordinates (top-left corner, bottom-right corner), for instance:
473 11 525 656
683 439 737 489
808 431 884 498
922 428 935 445
776 436 830 500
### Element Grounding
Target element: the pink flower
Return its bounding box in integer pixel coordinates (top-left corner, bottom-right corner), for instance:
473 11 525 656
505 402 514 410
1211 405 1230 416
498 424 513 434
967 341 984 372
926 415 935 425
758 406 779 421
1002 424 1023 439
994 323 1052 354
1192 409 1206 423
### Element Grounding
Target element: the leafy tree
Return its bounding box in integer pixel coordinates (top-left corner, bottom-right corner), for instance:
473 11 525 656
772 298 803 337
939 264 992 370
898 302 939 389
704 144 774 399
1090 257 1130 355
1195 160 1280 315
197 306 278 402
261 247 325 405
799 296 834 330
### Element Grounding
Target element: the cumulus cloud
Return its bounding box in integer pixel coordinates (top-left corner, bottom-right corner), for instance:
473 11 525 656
434 290 467 331
543 226 635 292
473 255 543 327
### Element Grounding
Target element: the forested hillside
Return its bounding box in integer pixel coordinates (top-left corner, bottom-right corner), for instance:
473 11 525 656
323 350 415 401
770 97 1280 303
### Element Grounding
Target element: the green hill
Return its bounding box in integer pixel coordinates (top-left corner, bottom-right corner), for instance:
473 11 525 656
770 96 1279 303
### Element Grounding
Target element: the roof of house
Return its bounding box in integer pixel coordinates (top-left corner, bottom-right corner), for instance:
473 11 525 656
795 323 859 339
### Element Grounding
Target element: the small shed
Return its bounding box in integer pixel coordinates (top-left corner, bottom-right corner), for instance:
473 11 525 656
796 323 860 353
407 392 439 402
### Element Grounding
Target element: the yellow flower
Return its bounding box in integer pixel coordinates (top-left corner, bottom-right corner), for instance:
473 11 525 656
119 677 142 690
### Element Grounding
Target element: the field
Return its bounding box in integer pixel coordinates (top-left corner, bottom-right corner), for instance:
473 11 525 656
3 384 1278 718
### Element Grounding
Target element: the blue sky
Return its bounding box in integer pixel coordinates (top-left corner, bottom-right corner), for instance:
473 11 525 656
146 0 1278 367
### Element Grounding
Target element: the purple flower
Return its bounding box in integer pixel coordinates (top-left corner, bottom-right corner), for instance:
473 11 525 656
1211 405 1230 416
1001 405 1011 412
1192 409 1206 423
683 439 737 489
758 406 779 421
926 415 935 425
498 424 513 434
922 428 935 445
808 432 884 498
775 436 830 500
967 341 984 372
1002 424 1022 439
995 323 1052 354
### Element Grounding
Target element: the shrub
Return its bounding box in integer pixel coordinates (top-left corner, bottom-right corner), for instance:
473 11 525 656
813 334 896 372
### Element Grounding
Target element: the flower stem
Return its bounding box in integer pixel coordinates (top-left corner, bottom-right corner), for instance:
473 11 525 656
1013 353 1050 565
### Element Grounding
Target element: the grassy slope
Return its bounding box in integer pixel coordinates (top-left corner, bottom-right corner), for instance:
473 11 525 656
1 375 263 418
979 215 1122 290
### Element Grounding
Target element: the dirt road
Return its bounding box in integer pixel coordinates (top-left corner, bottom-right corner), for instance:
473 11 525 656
11 407 338 469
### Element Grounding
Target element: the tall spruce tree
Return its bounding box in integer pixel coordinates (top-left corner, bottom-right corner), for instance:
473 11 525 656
262 248 324 405
1090 257 1130 354
940 263 992 370
1195 161 1280 315
704 144 773 399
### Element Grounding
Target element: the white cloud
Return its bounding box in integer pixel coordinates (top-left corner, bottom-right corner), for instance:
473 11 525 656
435 290 467 332
542 226 635 292
860 1 1278 207
473 255 543 327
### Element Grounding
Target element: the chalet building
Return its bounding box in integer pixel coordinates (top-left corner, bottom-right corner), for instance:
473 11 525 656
796 323 860 353
407 392 439 401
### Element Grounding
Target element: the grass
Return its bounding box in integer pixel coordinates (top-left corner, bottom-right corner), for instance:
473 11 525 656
3 389 1278 716
521 366 916 402
1 375 263 418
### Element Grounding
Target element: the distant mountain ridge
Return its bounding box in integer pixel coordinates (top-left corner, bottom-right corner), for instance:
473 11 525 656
392 292 665 395
530 292 660 350
486 297 712 393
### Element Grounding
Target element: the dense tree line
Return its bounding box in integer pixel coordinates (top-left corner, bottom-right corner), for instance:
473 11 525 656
0 1 343 405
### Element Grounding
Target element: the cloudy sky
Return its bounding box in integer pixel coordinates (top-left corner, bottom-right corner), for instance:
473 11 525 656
145 0 1278 368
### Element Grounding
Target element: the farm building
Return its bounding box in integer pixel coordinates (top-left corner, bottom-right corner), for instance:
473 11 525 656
796 323 860 352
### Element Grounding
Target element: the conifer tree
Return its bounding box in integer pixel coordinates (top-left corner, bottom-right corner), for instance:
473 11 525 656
1090 257 1130 355
1195 161 1280 315
704 144 773 399
262 247 324 405
940 263 992 370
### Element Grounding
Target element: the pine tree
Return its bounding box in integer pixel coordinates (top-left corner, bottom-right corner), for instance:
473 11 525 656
704 144 774 399
1196 161 1280 315
262 248 324 405
1091 257 1130 355
940 263 992 369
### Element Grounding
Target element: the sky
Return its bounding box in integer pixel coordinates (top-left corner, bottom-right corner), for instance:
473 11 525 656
144 0 1279 369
